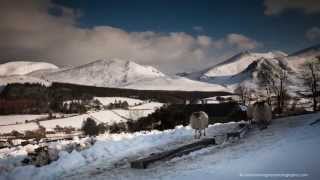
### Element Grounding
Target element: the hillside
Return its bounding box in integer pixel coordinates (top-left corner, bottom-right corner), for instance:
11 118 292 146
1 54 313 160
122 76 229 91
181 45 319 92
42 59 165 87
286 44 320 70
0 58 229 92
0 61 58 76
184 51 287 80
1 44 319 93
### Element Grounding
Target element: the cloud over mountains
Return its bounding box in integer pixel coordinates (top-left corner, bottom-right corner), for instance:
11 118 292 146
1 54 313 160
0 0 262 74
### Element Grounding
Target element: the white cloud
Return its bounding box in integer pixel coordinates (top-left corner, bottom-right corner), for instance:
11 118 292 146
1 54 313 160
306 27 320 41
264 0 320 15
0 0 261 74
197 36 211 47
226 34 261 50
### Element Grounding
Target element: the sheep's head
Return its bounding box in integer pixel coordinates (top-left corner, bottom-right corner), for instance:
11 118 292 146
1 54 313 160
254 100 266 108
193 112 201 118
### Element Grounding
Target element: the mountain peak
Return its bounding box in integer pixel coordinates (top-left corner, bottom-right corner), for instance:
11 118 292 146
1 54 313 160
289 44 320 57
0 61 58 76
44 58 165 87
202 51 284 78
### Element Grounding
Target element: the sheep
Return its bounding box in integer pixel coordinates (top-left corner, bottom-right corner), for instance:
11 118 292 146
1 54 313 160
190 111 209 139
251 100 272 130
246 103 254 127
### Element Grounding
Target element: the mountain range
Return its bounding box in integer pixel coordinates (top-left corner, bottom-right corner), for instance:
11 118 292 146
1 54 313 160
0 44 319 93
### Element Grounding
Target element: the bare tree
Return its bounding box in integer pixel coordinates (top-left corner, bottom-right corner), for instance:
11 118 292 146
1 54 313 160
273 70 288 114
301 58 320 111
235 84 250 105
259 68 288 114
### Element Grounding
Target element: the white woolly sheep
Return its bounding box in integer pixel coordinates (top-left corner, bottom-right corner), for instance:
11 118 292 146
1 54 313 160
246 103 254 125
251 101 272 129
190 111 209 139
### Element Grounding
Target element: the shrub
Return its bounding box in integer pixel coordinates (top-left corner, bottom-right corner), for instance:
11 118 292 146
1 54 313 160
109 122 127 134
97 123 107 134
81 118 99 136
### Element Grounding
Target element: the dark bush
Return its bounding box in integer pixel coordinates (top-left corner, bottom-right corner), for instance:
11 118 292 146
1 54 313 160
109 122 127 134
81 118 99 136
97 123 107 134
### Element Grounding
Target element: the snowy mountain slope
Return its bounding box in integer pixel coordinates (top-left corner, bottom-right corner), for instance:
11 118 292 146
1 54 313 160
43 59 165 87
181 45 320 92
286 44 320 70
202 58 290 90
27 67 67 77
289 43 320 57
1 44 318 92
185 51 287 80
38 58 229 92
122 76 230 92
181 51 289 91
0 75 51 86
0 61 58 76
0 59 230 92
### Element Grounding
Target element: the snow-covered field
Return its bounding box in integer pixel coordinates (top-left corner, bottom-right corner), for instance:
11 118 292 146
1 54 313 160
1 112 319 180
0 101 163 133
0 122 39 134
94 97 144 106
0 115 49 126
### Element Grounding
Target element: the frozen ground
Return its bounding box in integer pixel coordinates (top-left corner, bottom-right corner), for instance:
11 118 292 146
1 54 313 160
0 101 163 133
1 112 319 180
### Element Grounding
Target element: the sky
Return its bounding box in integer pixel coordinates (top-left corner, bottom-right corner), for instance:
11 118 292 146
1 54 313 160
0 0 320 74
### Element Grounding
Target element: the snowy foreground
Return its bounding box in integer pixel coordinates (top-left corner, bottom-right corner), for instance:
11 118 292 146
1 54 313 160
1 112 320 180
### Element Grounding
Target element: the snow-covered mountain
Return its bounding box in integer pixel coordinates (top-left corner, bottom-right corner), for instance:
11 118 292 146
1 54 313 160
286 44 320 70
0 58 229 92
122 76 229 91
185 51 287 80
289 44 320 57
0 61 58 76
180 44 319 92
42 59 165 87
42 59 229 91
180 51 288 90
1 44 318 92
